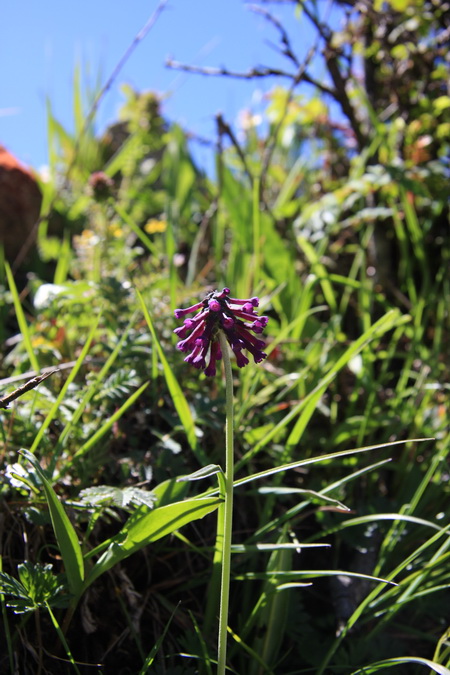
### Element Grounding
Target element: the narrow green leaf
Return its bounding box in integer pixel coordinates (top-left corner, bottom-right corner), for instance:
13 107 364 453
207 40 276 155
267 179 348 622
138 605 178 674
30 316 101 454
237 309 406 469
286 309 407 449
5 262 40 373
52 313 137 463
349 656 450 675
296 236 337 311
20 450 84 598
104 133 142 178
113 203 159 256
235 439 431 491
249 528 293 674
231 543 329 553
178 464 223 482
235 571 396 586
257 486 350 511
53 232 72 285
72 381 149 460
45 602 81 675
137 290 203 460
0 556 14 673
73 63 84 137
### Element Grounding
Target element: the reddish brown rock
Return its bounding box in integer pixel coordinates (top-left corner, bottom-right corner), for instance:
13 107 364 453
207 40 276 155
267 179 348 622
0 145 42 265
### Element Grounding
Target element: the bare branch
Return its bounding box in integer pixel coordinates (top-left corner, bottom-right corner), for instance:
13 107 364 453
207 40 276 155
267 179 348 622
166 57 334 98
324 46 367 149
248 5 301 68
166 58 297 81
260 38 320 189
0 369 59 410
296 0 368 149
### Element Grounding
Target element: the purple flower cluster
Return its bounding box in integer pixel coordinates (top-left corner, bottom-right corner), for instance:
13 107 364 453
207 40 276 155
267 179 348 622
174 288 268 376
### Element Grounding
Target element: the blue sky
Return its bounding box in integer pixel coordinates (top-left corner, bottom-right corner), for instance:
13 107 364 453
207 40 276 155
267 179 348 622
1 1 330 173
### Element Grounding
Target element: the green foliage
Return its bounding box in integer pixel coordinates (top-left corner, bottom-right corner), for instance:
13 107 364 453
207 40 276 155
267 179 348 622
0 1 448 673
0 562 68 613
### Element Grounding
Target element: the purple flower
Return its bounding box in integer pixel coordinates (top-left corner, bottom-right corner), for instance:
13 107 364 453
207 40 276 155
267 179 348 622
174 288 268 376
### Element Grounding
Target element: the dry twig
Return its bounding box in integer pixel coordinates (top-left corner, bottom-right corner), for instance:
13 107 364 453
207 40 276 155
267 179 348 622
0 369 59 409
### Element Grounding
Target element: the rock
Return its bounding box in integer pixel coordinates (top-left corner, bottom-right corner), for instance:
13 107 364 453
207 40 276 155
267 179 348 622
0 145 42 266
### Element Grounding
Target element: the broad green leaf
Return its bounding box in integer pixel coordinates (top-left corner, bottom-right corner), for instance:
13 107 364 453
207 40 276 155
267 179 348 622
78 485 157 510
434 96 450 113
152 477 189 507
84 496 221 589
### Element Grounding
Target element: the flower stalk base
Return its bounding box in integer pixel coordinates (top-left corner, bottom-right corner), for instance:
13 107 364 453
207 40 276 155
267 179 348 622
217 331 234 675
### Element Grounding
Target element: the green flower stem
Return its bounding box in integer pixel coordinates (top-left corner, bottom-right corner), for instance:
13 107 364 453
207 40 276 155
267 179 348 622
217 331 234 675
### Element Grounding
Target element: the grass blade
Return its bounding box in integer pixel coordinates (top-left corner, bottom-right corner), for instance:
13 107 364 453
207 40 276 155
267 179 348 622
72 381 149 461
349 656 450 675
5 262 40 373
137 290 205 463
138 605 178 674
29 316 101 454
20 449 84 598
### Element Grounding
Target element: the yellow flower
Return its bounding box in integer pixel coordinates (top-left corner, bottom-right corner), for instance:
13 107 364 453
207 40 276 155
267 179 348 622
144 218 167 234
109 224 123 238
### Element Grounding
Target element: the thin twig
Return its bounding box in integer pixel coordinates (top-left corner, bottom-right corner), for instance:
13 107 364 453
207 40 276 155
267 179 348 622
297 0 367 148
248 4 302 68
216 114 253 184
0 369 59 409
260 40 320 191
297 0 332 42
166 57 335 98
74 0 169 157
12 0 168 272
166 58 296 81
0 360 94 388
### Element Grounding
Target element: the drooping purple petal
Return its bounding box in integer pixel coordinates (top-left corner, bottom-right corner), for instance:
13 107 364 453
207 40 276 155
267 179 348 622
174 301 204 318
227 296 259 307
204 339 222 376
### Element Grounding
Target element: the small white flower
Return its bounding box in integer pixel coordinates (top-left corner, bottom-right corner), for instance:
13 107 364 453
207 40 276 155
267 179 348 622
34 284 67 309
5 462 29 490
